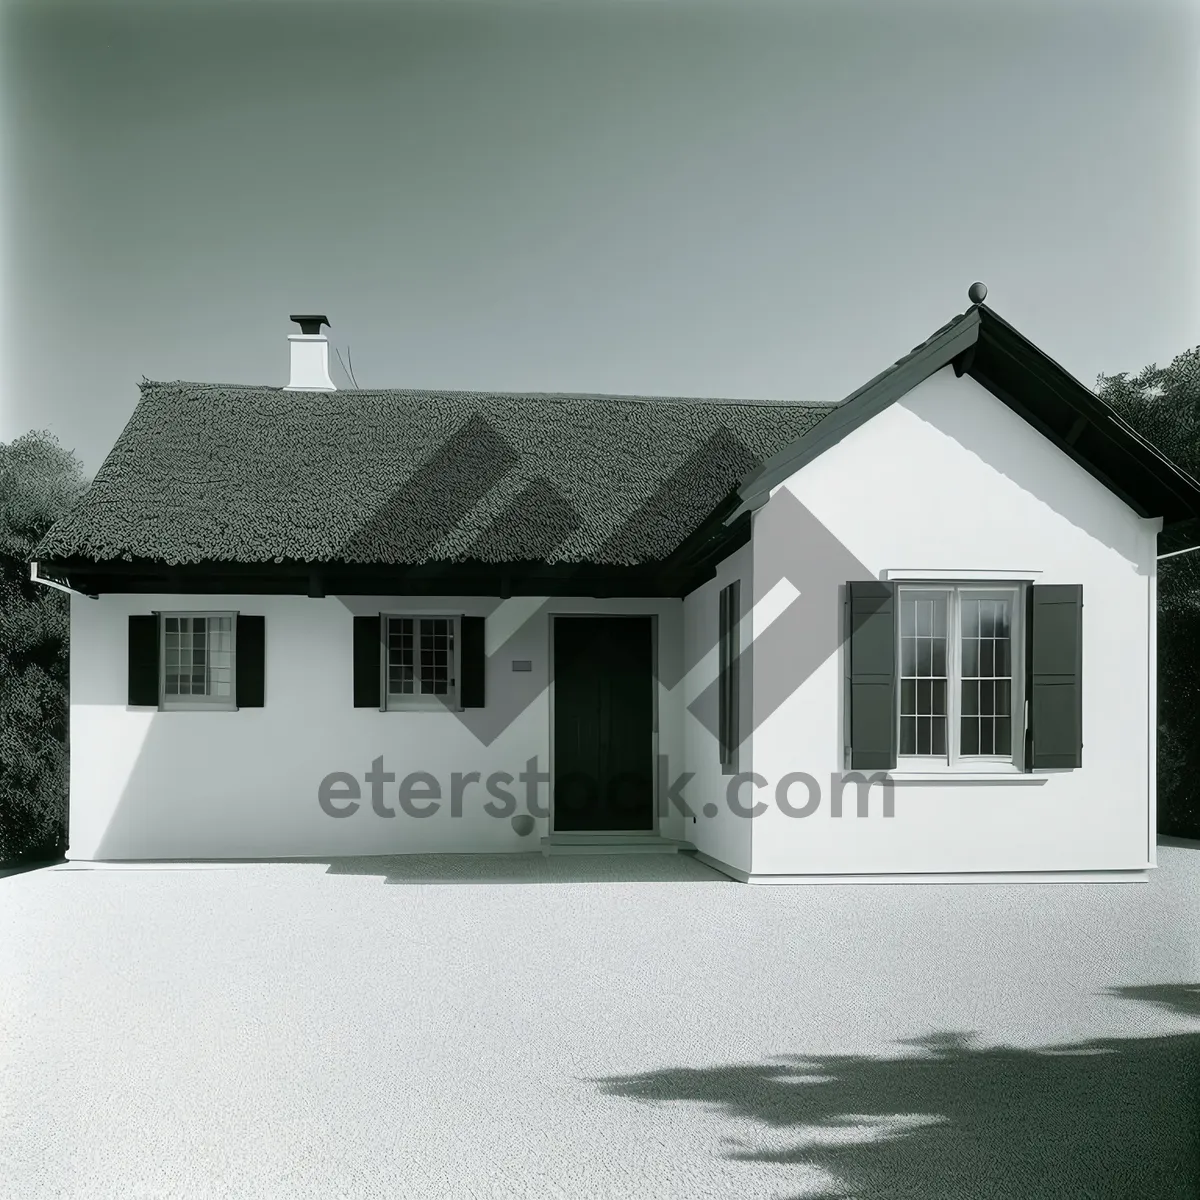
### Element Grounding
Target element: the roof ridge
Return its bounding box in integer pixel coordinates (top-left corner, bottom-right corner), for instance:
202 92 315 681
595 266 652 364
137 380 836 409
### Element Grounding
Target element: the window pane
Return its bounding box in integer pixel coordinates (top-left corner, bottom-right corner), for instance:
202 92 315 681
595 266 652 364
979 640 994 677
995 638 1011 677
961 718 979 755
417 618 451 695
917 641 931 676
995 717 1011 756
992 602 1011 640
931 715 946 756
961 639 978 677
979 720 995 755
899 593 947 757
961 601 979 638
979 603 995 638
915 601 930 636
958 593 1014 757
387 617 416 695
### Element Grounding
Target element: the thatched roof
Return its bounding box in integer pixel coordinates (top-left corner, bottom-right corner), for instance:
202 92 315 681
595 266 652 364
35 383 836 567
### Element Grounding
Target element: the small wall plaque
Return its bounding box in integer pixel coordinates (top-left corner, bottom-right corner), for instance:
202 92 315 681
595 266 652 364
511 659 532 672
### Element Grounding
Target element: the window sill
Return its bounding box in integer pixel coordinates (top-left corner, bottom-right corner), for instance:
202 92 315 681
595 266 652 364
383 701 462 713
885 772 1047 785
157 706 239 713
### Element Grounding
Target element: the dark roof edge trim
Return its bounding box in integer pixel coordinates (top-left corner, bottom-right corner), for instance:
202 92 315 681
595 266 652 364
976 306 1200 505
726 309 981 522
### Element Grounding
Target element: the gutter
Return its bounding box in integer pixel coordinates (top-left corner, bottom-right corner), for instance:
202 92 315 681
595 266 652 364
30 560 95 598
1157 544 1200 562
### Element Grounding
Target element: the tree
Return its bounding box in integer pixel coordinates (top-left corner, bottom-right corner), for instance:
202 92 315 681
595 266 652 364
1097 348 1200 838
0 431 89 861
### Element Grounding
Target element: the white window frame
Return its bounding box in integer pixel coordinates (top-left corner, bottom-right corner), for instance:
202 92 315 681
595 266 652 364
159 610 238 712
895 584 1025 773
381 613 461 712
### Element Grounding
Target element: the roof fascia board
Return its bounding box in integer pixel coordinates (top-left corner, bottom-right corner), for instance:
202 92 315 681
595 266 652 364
727 310 981 523
978 314 1200 507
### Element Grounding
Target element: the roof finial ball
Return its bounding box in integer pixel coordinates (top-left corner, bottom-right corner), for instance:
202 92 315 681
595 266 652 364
967 281 988 305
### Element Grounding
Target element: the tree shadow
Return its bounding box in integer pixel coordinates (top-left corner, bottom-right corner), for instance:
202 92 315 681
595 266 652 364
1107 982 1200 1020
588 987 1200 1199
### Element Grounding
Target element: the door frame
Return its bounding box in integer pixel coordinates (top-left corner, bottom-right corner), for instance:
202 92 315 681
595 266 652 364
548 612 660 836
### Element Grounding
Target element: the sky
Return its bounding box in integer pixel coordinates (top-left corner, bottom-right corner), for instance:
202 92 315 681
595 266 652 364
1 0 1196 476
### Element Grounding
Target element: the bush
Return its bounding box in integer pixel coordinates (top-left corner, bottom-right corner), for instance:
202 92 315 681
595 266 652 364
1098 350 1200 839
0 431 88 862
1157 582 1200 838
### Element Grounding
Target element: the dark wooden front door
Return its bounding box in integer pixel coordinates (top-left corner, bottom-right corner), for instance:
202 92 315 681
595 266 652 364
553 616 655 832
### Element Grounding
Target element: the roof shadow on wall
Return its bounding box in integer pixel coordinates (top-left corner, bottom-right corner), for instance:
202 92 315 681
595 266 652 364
586 984 1200 1200
89 414 789 856
916 373 1158 575
330 421 769 755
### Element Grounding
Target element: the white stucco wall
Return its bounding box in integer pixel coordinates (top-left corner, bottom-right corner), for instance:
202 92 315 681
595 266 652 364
69 594 684 860
681 544 753 873
746 365 1159 877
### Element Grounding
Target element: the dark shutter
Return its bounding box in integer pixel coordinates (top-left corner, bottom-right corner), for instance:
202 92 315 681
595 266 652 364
847 581 897 770
460 615 486 708
235 615 265 707
719 581 740 769
1027 584 1083 768
128 614 160 706
353 615 382 708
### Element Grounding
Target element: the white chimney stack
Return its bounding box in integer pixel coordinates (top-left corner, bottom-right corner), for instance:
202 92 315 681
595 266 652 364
284 314 336 391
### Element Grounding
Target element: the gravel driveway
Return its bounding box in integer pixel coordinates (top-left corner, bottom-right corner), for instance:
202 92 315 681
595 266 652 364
2 846 1198 1199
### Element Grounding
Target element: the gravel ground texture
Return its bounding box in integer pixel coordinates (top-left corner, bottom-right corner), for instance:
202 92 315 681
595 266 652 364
2 844 1199 1200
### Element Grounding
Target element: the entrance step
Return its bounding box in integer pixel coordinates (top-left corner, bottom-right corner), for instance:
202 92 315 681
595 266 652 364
540 834 697 857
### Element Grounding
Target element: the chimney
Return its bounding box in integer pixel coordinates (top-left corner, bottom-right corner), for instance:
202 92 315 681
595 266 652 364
284 314 336 391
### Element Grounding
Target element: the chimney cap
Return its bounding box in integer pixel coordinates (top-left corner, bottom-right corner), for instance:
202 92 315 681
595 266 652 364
290 314 331 336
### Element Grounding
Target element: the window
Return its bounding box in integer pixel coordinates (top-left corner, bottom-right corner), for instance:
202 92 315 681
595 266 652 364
160 612 236 711
718 580 740 771
384 615 459 710
897 585 1023 768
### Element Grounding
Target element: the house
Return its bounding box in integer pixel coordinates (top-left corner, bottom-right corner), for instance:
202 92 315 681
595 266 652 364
32 287 1200 881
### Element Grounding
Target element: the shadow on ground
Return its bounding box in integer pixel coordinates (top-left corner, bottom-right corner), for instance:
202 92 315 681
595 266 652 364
1160 834 1200 850
318 851 732 885
0 857 65 880
588 983 1200 1200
